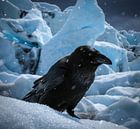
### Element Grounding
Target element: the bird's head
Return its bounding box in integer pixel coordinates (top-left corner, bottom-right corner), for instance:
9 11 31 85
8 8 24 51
69 45 112 67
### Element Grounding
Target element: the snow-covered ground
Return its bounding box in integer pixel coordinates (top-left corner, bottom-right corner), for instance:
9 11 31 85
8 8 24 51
0 0 140 129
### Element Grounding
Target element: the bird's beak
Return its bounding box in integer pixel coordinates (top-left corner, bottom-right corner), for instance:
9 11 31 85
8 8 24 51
96 54 112 65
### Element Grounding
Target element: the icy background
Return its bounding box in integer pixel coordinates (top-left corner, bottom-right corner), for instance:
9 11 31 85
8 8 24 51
0 0 140 129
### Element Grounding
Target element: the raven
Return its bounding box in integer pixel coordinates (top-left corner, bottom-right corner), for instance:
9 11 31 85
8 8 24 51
23 45 112 118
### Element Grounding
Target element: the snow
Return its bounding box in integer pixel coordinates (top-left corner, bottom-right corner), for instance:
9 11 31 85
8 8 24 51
37 0 105 74
0 95 127 129
0 0 140 129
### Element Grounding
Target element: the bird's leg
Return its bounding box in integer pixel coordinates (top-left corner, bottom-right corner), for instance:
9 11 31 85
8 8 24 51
67 108 80 119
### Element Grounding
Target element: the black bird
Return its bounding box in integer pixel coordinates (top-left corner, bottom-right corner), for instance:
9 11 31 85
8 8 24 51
23 45 112 118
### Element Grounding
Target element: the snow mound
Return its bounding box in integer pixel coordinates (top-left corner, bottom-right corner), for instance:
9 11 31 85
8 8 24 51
0 95 127 129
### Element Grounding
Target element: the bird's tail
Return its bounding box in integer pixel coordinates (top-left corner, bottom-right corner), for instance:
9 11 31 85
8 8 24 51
22 90 39 103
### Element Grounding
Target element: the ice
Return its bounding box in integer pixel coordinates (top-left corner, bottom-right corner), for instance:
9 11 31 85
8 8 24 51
0 8 52 46
87 71 140 95
95 98 140 129
34 2 70 35
0 36 42 74
106 86 140 98
120 30 140 45
129 57 140 71
0 0 20 18
97 23 129 47
38 0 105 74
8 0 33 10
0 8 52 74
0 72 40 98
0 95 127 129
0 37 21 73
96 64 115 76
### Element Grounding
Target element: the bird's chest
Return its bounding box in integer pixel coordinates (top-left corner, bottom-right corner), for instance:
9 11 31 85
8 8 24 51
65 69 95 93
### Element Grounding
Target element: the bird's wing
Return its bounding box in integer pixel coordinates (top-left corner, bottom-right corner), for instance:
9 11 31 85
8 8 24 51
34 56 70 92
23 56 70 101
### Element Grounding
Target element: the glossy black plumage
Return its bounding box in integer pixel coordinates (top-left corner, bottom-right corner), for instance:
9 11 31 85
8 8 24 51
23 45 112 118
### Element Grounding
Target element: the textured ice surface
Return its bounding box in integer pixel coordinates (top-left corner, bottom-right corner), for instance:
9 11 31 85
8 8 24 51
34 2 70 35
87 71 140 95
98 23 129 47
0 95 127 129
8 0 33 10
0 9 52 46
0 72 40 98
120 30 140 45
95 98 140 129
0 0 20 18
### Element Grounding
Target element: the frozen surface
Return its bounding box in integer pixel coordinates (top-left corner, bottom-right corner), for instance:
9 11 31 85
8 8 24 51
0 72 39 98
0 95 127 129
95 98 140 129
0 35 41 74
0 8 52 46
0 37 21 73
97 23 129 47
87 71 140 95
120 30 140 45
37 0 105 74
0 0 20 18
8 0 33 10
34 2 70 35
